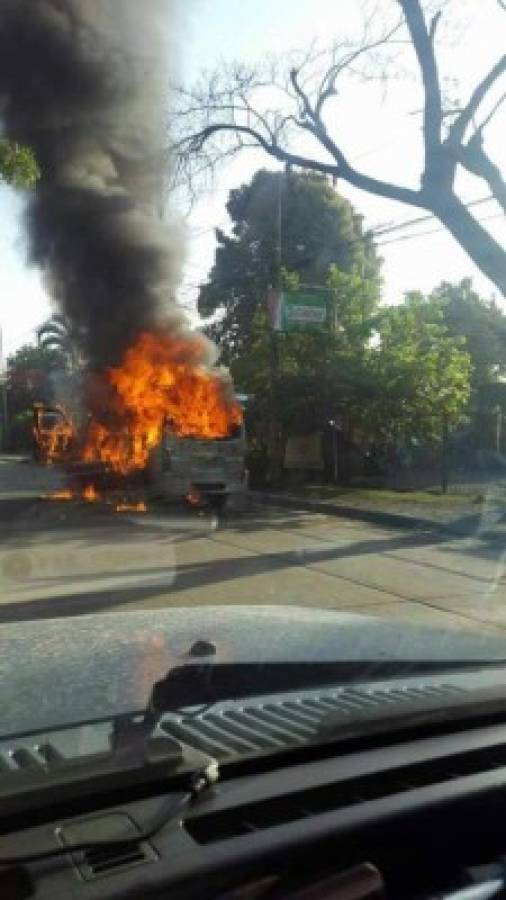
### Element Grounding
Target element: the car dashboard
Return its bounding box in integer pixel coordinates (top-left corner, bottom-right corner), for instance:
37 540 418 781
3 672 506 899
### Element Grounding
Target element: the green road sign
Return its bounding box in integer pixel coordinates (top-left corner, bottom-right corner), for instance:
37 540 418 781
281 291 328 332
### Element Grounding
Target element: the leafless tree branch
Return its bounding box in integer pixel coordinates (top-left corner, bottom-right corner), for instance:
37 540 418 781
398 0 442 168
171 0 506 294
447 54 506 147
458 131 506 215
478 90 506 131
314 18 405 117
428 10 442 41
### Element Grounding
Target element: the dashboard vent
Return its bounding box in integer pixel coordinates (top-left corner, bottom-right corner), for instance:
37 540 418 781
163 684 464 759
80 841 156 879
0 742 63 774
60 813 158 881
186 742 506 845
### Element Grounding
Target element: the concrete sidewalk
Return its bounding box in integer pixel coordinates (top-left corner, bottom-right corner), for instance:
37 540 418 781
253 486 506 539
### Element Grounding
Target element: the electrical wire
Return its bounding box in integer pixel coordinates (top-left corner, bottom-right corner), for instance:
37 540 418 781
372 195 494 238
0 762 219 867
181 208 504 288
186 195 495 248
182 197 498 285
376 213 503 247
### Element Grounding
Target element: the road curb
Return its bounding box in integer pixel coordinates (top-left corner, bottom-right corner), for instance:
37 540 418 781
251 490 489 539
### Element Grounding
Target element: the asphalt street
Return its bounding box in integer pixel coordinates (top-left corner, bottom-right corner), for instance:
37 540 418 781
1 455 505 636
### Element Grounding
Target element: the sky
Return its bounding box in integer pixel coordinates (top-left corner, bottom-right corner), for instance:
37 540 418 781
1 0 505 363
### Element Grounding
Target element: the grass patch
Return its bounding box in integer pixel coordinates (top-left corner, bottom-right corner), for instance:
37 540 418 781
294 484 482 506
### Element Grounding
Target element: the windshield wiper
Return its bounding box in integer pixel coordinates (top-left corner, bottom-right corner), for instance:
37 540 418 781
145 658 506 720
318 683 506 744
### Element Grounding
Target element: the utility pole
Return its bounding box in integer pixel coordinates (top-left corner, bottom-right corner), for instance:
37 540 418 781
266 167 284 483
329 420 339 483
441 413 449 494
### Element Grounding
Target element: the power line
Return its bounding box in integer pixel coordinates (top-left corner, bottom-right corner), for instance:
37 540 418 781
373 195 494 238
376 213 503 247
181 212 504 289
187 195 496 251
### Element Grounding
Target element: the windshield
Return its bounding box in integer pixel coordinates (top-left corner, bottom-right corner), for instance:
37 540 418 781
39 413 61 429
0 0 505 747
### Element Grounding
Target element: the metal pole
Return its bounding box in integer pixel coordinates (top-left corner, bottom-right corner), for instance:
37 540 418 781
441 414 449 494
332 423 339 483
495 406 502 454
267 168 283 483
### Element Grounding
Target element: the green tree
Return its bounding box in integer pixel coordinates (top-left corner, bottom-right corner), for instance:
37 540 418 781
7 343 66 378
430 279 506 391
37 314 83 372
6 343 66 420
0 139 39 188
362 294 472 449
233 264 377 429
199 169 380 362
237 288 472 482
429 278 506 451
327 265 380 351
234 262 381 481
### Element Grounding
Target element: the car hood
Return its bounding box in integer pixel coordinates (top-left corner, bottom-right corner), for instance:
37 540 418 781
2 605 506 736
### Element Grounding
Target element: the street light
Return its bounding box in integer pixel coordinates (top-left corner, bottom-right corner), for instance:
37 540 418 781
328 418 340 484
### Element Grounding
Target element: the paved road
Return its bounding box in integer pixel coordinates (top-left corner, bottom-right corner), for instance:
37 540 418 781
1 456 505 636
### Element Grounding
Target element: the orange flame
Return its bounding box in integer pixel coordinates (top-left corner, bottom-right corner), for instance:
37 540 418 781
33 408 74 464
81 331 242 475
43 489 74 501
114 500 147 513
83 484 100 502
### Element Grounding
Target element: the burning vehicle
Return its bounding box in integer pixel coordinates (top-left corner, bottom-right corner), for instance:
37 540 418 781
148 413 247 511
1 1 247 510
32 402 75 464
33 332 247 509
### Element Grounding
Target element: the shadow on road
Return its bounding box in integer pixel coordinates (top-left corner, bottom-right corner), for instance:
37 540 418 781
247 493 506 539
1 465 505 626
2 518 504 624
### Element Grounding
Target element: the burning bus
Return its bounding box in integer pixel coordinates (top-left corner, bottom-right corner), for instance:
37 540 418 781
33 331 247 510
2 0 247 514
32 403 75 465
147 411 247 510
34 404 247 510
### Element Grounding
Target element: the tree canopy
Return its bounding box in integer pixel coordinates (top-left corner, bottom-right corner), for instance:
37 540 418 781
199 169 381 362
361 295 472 447
37 314 84 372
235 280 471 468
6 344 66 419
430 279 506 392
0 139 39 188
203 170 475 472
7 343 66 376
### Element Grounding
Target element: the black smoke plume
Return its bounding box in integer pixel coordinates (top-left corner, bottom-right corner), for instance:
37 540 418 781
0 0 202 371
